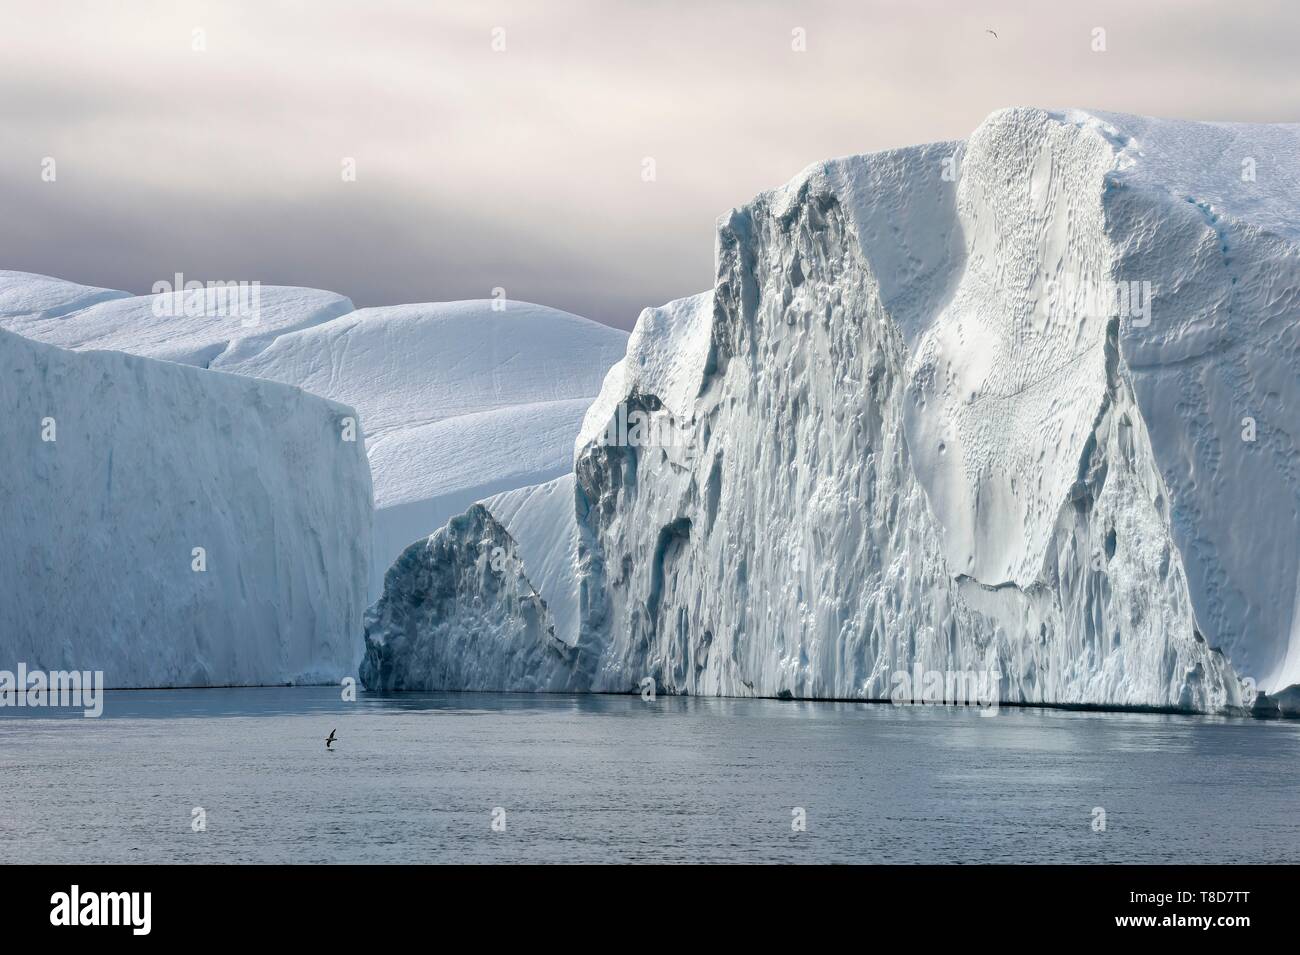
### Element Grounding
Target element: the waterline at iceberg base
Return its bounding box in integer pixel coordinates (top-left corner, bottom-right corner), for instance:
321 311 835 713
362 107 1300 717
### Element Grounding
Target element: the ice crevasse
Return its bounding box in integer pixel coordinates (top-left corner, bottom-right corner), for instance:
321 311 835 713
363 108 1300 714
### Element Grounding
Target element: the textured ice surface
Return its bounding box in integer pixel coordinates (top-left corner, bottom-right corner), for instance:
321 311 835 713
0 270 130 320
366 108 1300 712
220 302 627 597
0 327 372 687
579 292 716 451
0 271 354 368
362 475 585 691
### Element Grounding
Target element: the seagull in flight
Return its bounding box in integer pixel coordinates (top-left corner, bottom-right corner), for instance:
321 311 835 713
986 29 998 39
325 729 337 750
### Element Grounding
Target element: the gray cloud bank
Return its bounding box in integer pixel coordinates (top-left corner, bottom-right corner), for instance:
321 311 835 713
2 0 1297 329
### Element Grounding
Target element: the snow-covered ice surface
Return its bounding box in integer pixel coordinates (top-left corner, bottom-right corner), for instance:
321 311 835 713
0 270 130 320
0 271 355 368
0 327 372 687
365 108 1300 713
219 302 628 598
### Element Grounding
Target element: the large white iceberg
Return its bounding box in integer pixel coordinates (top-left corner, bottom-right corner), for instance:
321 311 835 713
0 326 372 687
0 274 628 599
363 108 1300 713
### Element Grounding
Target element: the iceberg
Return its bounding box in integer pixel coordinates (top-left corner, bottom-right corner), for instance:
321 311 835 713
0 274 628 599
0 326 372 687
363 108 1300 714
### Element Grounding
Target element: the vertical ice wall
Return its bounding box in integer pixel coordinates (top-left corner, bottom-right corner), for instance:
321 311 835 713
0 327 372 687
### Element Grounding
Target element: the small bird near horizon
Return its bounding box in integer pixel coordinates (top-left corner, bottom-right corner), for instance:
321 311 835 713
325 729 337 750
986 29 998 39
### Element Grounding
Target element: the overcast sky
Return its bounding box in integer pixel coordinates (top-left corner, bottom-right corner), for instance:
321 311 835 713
2 0 1297 329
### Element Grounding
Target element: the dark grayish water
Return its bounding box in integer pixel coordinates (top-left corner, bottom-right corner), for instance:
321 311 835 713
2 688 1296 864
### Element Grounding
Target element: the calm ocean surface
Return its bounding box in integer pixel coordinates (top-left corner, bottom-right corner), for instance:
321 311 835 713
2 687 1296 864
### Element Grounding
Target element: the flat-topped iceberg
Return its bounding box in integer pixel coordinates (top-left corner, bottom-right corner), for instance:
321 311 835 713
0 326 372 687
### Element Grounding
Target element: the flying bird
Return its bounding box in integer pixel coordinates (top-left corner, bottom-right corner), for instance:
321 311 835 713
986 29 998 39
325 729 337 750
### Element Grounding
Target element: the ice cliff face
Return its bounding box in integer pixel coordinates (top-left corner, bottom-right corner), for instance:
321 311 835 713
365 108 1300 713
908 111 1300 700
0 326 372 687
